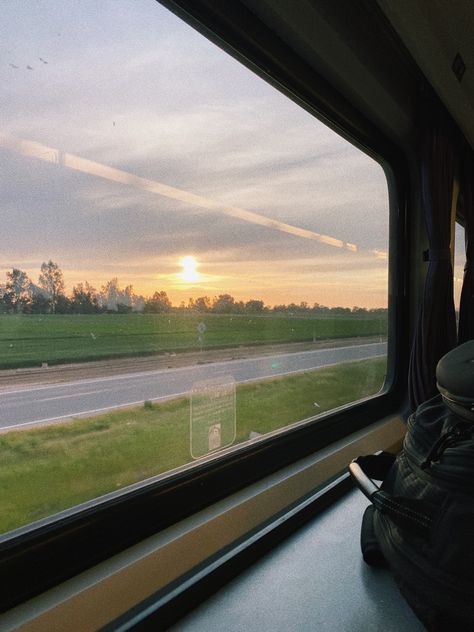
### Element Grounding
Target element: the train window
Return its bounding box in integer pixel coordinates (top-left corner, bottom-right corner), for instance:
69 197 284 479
0 0 389 534
454 222 466 317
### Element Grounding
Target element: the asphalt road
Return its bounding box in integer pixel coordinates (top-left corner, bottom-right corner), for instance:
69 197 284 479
0 342 386 430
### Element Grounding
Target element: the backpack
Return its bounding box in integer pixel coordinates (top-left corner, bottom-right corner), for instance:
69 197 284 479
350 341 474 631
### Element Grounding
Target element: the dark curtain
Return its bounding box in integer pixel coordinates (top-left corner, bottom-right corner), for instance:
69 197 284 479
458 148 474 343
408 109 457 410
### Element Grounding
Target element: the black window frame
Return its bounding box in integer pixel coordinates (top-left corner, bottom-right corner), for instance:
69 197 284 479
0 0 409 613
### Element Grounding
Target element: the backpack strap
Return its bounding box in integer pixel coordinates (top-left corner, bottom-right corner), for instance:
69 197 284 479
349 454 435 538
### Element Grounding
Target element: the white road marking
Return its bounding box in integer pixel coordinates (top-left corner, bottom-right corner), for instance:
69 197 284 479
0 342 385 397
35 389 111 403
0 391 190 431
0 353 386 430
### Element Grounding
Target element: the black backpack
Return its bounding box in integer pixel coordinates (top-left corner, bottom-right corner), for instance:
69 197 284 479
350 341 474 631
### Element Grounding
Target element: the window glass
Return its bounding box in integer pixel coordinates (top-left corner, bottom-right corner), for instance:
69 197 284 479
454 222 466 319
0 0 389 533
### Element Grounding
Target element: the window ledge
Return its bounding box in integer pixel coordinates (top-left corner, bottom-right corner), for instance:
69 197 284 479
1 415 405 632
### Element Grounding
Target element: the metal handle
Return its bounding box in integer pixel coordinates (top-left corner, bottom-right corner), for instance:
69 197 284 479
349 460 380 500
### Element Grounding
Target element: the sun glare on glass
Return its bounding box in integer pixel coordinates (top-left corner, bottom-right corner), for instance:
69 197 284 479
180 256 200 282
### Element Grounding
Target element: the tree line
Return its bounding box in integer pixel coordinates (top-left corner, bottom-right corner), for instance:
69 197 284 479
0 262 388 316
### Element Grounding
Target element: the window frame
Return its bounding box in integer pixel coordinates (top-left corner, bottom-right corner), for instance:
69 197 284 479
0 0 409 613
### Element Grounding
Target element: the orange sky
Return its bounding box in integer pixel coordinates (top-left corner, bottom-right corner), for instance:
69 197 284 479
2 2 393 310
2 133 390 308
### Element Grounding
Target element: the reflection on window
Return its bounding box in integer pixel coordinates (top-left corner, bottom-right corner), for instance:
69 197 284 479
0 0 389 533
454 222 466 318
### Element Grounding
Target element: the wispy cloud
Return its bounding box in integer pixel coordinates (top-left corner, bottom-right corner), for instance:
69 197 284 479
0 0 389 307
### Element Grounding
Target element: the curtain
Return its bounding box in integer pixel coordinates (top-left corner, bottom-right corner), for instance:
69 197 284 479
408 108 457 410
458 148 474 343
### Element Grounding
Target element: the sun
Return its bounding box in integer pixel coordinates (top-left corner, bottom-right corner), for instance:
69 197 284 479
179 256 200 282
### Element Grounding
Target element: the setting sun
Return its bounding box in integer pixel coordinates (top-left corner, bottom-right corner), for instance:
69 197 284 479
179 256 199 282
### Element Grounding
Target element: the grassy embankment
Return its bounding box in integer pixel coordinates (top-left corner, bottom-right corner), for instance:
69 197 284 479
0 312 387 369
0 357 385 533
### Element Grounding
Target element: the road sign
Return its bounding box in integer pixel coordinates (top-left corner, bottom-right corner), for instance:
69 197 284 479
197 322 207 334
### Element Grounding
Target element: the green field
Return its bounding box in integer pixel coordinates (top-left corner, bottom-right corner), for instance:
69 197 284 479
0 357 385 533
0 313 387 369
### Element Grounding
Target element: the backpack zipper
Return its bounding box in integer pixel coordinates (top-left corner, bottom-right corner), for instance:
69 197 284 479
420 425 472 469
404 421 474 489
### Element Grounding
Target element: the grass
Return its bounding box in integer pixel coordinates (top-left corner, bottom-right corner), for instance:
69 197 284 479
0 312 387 369
0 357 386 533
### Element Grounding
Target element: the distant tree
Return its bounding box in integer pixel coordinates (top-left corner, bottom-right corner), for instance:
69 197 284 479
331 306 351 315
4 268 33 313
132 295 145 312
116 303 132 313
286 302 300 315
71 282 100 313
55 294 71 314
144 291 171 313
245 299 265 313
0 283 9 313
312 302 329 314
211 294 236 313
194 296 211 312
29 292 51 314
38 260 65 313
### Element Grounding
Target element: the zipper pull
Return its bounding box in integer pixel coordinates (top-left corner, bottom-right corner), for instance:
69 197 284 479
420 425 472 470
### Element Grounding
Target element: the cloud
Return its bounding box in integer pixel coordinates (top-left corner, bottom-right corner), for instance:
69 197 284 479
0 0 390 307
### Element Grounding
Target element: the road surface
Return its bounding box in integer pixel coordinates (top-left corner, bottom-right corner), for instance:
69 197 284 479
0 342 386 430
